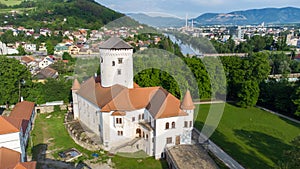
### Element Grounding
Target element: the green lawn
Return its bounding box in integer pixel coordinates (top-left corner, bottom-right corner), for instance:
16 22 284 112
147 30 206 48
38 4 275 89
28 110 167 169
195 103 300 169
0 0 22 6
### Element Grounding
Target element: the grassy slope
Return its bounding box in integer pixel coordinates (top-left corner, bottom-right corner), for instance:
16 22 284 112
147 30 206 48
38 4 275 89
0 0 22 6
195 103 300 169
29 110 167 169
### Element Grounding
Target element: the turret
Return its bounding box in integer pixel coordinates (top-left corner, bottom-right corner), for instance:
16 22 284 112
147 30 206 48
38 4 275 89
71 79 81 119
99 37 134 88
181 90 195 113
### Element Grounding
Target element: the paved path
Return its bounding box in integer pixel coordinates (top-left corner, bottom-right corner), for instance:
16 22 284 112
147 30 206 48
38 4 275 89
193 129 245 169
256 106 300 124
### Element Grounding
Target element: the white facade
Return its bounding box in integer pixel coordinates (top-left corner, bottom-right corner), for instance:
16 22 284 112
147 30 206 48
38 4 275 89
38 56 54 69
73 37 194 159
0 132 26 161
100 48 134 88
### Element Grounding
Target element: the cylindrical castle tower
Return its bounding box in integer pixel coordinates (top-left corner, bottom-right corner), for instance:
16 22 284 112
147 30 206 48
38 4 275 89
99 37 134 88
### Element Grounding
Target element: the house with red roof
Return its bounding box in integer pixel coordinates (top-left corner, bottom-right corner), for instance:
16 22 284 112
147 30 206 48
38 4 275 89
0 101 35 162
72 37 194 159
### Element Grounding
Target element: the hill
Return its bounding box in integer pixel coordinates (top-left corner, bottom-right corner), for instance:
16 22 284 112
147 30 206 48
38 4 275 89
193 7 300 25
0 0 124 30
127 13 185 28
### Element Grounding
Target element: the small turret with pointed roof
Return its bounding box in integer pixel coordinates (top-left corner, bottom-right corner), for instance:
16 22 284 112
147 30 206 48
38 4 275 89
71 79 81 90
181 90 195 110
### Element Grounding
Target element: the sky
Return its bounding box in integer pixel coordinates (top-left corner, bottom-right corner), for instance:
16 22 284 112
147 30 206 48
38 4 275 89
96 0 300 18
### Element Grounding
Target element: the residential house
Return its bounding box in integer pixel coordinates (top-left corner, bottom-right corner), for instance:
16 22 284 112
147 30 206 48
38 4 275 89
38 56 54 69
68 45 80 55
0 101 36 162
24 44 37 52
35 67 58 83
54 43 69 55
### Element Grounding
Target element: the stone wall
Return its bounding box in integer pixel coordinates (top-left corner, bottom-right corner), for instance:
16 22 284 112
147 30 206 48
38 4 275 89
35 105 67 114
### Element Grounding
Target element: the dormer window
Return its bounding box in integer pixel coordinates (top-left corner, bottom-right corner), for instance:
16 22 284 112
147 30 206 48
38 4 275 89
118 58 123 64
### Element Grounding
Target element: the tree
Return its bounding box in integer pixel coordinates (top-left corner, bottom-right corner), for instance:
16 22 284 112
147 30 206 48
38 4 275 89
236 80 260 107
17 45 26 56
46 41 54 55
0 56 31 108
62 52 74 62
278 136 300 169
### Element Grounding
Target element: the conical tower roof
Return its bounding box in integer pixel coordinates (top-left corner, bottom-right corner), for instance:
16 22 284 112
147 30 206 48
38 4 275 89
181 90 195 110
71 79 81 90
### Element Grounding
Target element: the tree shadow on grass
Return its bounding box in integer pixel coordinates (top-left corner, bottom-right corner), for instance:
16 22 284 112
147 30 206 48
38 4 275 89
210 129 271 169
194 121 270 169
233 129 294 168
31 144 90 169
278 116 300 127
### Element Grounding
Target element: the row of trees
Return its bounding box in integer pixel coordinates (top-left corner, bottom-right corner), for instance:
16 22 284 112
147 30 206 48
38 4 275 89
211 34 290 53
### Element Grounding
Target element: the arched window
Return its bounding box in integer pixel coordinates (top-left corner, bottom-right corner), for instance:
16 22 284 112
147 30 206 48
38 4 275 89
172 122 175 128
165 122 169 129
112 61 115 66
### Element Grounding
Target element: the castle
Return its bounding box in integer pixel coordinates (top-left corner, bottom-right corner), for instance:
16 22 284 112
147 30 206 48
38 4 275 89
71 37 195 159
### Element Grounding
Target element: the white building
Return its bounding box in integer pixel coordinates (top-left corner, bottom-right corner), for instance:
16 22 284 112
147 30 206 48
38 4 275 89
0 101 35 162
38 56 54 69
72 37 195 159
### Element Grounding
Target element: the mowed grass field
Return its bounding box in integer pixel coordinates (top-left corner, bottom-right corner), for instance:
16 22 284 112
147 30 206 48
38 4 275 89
195 103 300 169
0 0 22 6
28 110 167 169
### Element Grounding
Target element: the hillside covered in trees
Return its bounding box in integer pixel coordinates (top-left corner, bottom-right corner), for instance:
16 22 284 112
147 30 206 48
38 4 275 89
0 0 124 30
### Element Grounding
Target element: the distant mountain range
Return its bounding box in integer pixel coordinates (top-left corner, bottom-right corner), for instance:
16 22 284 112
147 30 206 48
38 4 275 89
127 7 300 27
127 13 185 28
193 7 300 25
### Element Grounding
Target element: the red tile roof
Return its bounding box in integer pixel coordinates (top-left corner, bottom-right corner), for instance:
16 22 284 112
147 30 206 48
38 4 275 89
0 117 19 135
111 111 126 116
13 162 36 169
2 117 29 135
0 147 20 169
0 147 36 169
10 101 35 121
77 77 188 119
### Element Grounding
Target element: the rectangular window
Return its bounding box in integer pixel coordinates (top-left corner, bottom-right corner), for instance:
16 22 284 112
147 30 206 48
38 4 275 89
142 114 144 119
166 137 172 144
189 121 193 127
117 69 121 75
132 117 135 122
118 131 123 136
116 118 122 124
184 121 188 128
118 58 123 64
